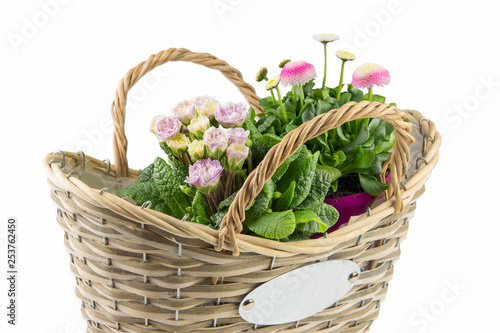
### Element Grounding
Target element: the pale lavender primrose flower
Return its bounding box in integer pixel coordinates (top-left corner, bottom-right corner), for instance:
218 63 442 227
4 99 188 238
173 100 196 124
215 102 249 128
229 127 250 144
226 143 250 173
203 125 230 159
185 159 223 194
153 115 181 142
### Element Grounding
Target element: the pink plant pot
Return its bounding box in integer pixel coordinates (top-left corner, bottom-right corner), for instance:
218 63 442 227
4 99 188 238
312 174 390 238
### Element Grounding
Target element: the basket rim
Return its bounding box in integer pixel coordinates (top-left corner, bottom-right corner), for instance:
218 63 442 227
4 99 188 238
42 109 440 258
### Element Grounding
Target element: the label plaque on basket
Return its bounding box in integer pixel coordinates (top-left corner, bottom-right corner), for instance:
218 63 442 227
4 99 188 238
239 260 360 325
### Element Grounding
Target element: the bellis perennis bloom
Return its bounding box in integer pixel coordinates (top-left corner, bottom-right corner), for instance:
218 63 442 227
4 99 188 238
336 50 356 61
152 115 181 142
265 75 281 91
203 125 230 159
352 63 391 89
185 159 223 194
215 102 249 128
173 100 196 124
312 33 340 43
280 61 316 87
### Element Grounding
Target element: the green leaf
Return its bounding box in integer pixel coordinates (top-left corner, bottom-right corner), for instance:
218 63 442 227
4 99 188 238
247 210 296 240
137 163 154 184
339 92 352 106
117 182 172 215
359 174 389 196
313 88 330 101
297 165 334 208
255 133 282 146
271 145 303 183
372 94 386 103
359 152 391 175
243 112 261 139
350 88 364 102
153 157 190 219
342 124 369 153
210 211 226 228
304 80 315 94
340 147 375 174
246 180 275 221
256 115 277 133
277 151 320 207
283 124 298 133
195 216 213 226
373 129 395 154
301 103 316 123
294 210 327 232
336 126 350 145
192 191 211 220
251 141 273 166
304 203 339 230
168 156 190 184
273 181 295 211
217 192 237 211
316 100 333 116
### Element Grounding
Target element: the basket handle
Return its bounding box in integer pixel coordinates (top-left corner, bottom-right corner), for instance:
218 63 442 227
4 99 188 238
217 101 415 255
111 48 262 178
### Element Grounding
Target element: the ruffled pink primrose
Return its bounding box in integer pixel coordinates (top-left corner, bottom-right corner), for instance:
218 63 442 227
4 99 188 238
193 95 212 107
229 127 250 144
173 100 196 124
153 115 181 142
185 159 223 193
352 63 391 89
227 143 250 164
215 102 249 127
203 125 230 154
280 60 317 87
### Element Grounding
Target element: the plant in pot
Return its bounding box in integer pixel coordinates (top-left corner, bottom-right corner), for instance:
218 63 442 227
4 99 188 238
253 33 397 233
117 96 340 242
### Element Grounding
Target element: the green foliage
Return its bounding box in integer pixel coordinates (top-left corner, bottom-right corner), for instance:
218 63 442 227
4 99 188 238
117 182 172 215
247 210 296 240
153 157 191 219
256 70 396 196
137 163 154 184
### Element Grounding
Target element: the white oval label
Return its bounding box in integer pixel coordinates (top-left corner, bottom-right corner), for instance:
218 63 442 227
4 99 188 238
239 260 360 325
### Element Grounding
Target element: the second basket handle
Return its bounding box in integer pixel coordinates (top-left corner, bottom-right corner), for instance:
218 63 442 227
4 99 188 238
217 101 415 255
112 48 262 178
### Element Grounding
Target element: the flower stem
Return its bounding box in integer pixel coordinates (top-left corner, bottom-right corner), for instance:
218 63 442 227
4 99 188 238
275 87 288 123
336 60 346 100
368 87 373 101
270 90 276 103
205 192 217 216
322 42 328 89
298 84 305 108
225 172 234 198
247 149 253 173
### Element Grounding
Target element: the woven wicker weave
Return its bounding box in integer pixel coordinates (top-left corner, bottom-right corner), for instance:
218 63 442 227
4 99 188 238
43 48 440 333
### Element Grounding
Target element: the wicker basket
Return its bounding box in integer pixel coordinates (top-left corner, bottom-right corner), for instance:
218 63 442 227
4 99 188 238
42 48 440 333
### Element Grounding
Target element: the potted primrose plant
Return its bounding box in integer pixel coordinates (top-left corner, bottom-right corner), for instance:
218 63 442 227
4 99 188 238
253 33 396 233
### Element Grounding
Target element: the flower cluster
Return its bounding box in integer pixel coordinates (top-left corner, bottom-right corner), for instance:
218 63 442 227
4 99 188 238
151 96 251 212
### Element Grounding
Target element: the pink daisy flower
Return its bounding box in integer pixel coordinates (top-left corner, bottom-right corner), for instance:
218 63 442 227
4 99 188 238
352 63 391 90
280 60 317 87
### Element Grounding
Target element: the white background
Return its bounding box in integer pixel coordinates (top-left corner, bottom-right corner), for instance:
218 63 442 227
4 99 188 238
1 1 499 332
